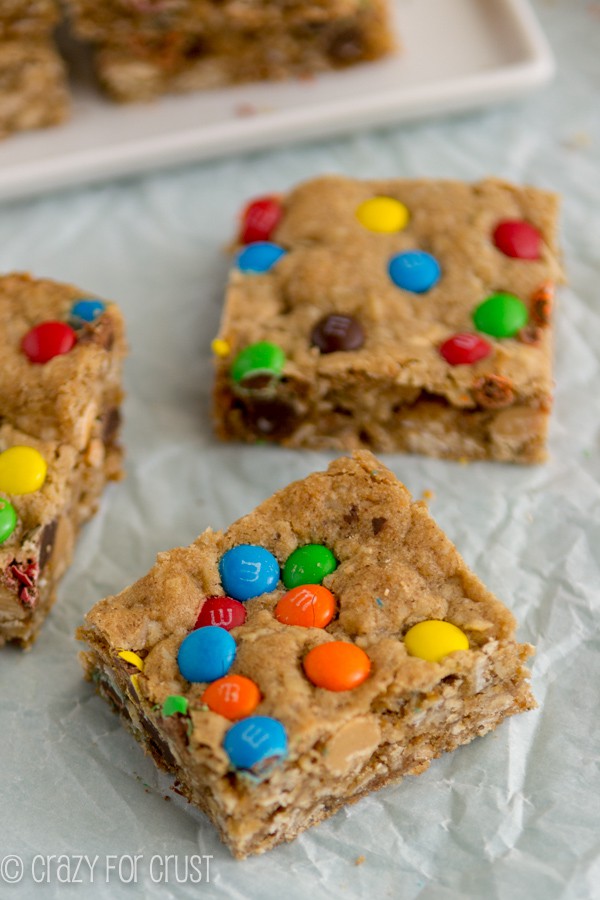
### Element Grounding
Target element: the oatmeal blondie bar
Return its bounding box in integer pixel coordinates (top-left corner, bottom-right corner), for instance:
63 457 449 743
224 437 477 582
0 2 69 138
78 451 534 858
0 274 127 646
64 0 394 101
213 176 563 463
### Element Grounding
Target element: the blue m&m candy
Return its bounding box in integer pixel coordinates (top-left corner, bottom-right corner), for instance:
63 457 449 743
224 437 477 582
177 626 236 683
223 716 288 776
388 250 441 293
219 545 280 601
236 242 287 274
69 298 106 326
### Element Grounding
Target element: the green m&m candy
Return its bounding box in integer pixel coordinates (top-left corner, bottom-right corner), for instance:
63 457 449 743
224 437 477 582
283 544 338 589
162 695 189 717
472 292 528 338
0 498 17 544
230 341 286 386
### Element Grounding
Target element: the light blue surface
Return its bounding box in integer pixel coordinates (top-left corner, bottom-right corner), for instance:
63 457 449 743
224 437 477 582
0 1 599 898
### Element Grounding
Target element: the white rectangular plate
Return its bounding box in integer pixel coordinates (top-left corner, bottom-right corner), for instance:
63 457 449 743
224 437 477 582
0 0 553 202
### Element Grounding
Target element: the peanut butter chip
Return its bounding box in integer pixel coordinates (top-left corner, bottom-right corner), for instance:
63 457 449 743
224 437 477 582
322 716 381 776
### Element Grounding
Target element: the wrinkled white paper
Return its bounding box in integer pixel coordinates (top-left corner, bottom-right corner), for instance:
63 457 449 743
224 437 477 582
0 2 598 897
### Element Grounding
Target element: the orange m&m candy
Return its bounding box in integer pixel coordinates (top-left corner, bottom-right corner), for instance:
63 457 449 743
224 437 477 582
275 584 335 629
202 674 261 720
303 641 370 692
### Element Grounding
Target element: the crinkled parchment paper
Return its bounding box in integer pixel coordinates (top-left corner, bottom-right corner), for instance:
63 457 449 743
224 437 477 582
0 2 599 897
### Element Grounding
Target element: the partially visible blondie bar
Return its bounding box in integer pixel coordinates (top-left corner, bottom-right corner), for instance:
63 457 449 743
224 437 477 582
0 2 69 138
0 274 127 647
78 451 535 858
0 424 115 647
213 176 563 463
64 0 394 101
0 273 126 456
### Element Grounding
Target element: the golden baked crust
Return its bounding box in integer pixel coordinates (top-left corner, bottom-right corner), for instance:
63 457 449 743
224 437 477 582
213 175 564 462
79 451 535 857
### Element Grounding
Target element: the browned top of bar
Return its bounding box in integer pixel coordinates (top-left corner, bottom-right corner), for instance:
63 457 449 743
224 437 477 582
81 452 529 766
217 176 563 409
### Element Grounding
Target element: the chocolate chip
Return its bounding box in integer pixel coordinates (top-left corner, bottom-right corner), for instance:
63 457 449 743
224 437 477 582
372 517 387 535
101 407 122 444
311 314 365 354
328 26 365 63
141 716 179 768
344 505 359 526
241 399 299 439
183 35 207 60
38 519 58 572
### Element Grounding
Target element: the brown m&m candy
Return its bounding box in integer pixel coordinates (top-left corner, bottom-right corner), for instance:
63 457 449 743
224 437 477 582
311 314 364 354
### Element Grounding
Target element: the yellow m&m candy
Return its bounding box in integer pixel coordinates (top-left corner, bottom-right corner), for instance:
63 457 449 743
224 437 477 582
0 446 47 495
404 620 469 663
117 650 145 671
356 196 410 233
211 338 231 358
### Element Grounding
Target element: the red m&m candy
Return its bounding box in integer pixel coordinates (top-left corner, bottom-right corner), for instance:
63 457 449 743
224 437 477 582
239 196 283 244
493 220 541 260
439 333 492 366
22 321 77 364
195 596 247 631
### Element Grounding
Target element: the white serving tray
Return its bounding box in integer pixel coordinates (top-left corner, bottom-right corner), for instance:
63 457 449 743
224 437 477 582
0 0 553 202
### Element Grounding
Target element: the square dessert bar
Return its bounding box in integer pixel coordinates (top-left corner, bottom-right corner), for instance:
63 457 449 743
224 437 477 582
78 451 535 858
0 2 69 138
64 0 394 101
213 176 564 463
0 273 127 647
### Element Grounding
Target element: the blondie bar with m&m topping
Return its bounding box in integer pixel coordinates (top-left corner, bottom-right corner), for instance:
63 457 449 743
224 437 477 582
78 451 535 857
213 175 563 462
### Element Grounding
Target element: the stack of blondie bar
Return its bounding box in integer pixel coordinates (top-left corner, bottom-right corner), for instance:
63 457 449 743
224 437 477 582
0 274 126 647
